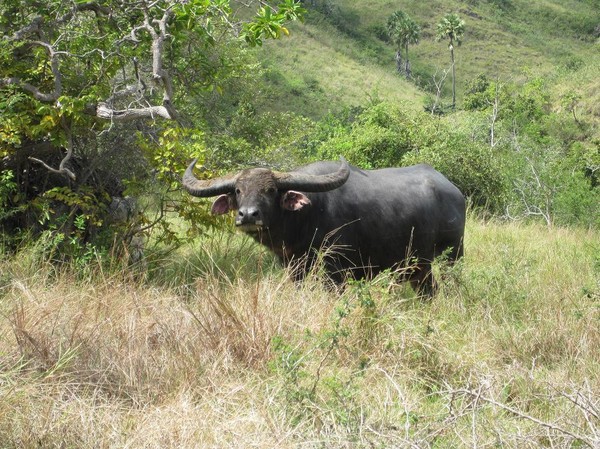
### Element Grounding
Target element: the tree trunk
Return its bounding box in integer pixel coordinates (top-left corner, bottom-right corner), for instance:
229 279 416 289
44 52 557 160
395 50 403 74
405 43 411 79
450 39 456 109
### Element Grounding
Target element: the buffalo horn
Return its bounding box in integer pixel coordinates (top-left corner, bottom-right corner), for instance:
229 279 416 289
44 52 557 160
182 158 237 197
275 157 350 192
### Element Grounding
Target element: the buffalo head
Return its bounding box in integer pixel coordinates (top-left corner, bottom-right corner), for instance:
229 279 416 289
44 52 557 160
182 157 349 232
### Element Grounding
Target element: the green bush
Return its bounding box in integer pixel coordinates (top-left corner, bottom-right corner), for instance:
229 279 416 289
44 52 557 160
317 102 418 168
207 109 316 169
553 171 599 228
312 96 597 227
502 140 600 228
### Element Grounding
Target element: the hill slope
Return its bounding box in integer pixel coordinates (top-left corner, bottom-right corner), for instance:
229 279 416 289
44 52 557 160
254 0 600 122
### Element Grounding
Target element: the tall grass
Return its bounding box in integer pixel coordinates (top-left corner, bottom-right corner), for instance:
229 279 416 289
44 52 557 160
0 217 598 447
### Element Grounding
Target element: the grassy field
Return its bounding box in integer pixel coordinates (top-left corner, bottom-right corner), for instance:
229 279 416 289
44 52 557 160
1 217 598 448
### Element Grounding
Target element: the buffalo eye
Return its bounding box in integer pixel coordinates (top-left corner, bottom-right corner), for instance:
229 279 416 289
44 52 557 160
235 188 241 195
267 187 276 194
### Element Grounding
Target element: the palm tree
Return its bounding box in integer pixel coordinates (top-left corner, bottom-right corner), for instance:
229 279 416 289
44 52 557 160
436 13 465 109
387 11 420 79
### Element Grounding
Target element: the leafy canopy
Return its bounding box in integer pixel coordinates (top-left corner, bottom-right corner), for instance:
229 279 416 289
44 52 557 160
386 11 420 52
0 0 306 249
436 13 465 48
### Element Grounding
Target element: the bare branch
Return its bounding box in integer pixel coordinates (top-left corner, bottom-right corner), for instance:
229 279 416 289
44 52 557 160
96 103 173 121
429 66 450 115
28 117 76 181
0 41 63 102
488 79 501 148
100 4 179 122
146 7 177 115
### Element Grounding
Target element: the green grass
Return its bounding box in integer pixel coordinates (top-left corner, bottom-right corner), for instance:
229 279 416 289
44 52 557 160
252 0 599 119
1 217 598 447
256 20 424 119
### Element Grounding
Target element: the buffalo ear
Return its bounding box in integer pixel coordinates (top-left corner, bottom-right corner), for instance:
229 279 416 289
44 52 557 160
211 194 235 215
281 190 311 211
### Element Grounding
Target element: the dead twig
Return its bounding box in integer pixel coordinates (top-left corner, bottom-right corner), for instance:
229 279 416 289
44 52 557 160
452 387 597 448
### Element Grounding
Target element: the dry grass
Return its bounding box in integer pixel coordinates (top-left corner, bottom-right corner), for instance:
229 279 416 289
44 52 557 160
0 218 598 448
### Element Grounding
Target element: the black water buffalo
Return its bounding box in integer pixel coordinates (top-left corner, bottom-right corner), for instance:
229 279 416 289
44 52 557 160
182 157 465 295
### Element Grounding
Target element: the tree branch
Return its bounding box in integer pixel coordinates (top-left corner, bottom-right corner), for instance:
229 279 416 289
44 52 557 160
92 4 180 123
28 117 76 181
145 7 178 119
6 1 179 124
12 16 44 40
95 103 174 121
0 41 63 102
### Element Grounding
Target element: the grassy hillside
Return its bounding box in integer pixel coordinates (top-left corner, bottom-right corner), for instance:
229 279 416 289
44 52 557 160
254 0 600 121
1 218 598 447
257 19 424 118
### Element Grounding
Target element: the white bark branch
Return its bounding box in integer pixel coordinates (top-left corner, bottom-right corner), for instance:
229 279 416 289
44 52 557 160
6 1 179 124
96 103 173 121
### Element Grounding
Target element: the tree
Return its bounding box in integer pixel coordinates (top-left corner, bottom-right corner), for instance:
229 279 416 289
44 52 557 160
386 11 420 79
436 13 465 109
0 0 305 247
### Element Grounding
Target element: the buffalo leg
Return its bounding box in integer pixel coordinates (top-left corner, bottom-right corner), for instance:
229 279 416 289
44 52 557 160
410 264 437 298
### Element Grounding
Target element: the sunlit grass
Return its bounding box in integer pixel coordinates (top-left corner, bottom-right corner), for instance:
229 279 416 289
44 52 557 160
255 0 599 119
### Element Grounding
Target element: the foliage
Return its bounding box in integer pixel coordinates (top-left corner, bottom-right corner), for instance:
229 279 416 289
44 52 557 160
316 102 509 211
402 127 509 212
207 108 316 169
317 102 418 169
312 85 597 226
0 170 20 222
0 0 306 255
459 71 599 226
243 0 307 46
268 286 374 428
505 142 600 228
435 13 465 48
463 73 494 111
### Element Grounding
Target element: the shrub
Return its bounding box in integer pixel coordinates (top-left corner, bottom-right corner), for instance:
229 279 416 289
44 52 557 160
317 103 418 168
503 140 600 228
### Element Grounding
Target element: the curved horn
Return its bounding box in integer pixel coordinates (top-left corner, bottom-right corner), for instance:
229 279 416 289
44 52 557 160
274 157 350 192
182 159 237 197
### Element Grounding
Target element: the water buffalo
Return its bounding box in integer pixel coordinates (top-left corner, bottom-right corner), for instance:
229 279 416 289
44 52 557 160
182 157 465 296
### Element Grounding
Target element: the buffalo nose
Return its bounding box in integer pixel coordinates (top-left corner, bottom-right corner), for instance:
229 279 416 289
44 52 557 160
236 207 261 225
